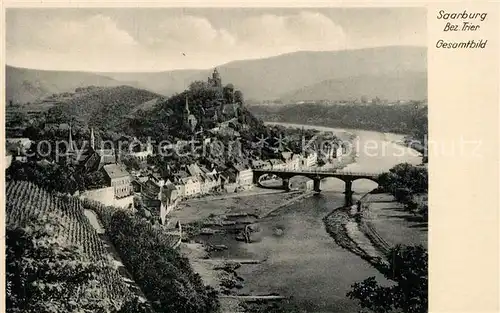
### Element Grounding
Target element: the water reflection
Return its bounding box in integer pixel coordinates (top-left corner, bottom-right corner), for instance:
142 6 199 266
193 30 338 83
206 124 422 312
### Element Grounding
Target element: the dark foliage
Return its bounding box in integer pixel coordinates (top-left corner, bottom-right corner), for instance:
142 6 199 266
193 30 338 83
6 160 107 194
45 85 160 131
249 102 427 136
377 163 428 218
95 208 220 313
5 212 138 313
347 245 428 313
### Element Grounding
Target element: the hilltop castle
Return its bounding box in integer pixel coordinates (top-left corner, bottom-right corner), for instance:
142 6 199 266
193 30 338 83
208 67 222 89
183 68 245 131
207 68 244 122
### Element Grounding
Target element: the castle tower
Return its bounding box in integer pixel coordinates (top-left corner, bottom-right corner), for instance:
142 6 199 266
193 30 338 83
208 68 222 89
212 68 221 88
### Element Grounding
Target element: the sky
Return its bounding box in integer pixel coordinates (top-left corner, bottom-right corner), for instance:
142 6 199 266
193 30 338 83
6 8 426 72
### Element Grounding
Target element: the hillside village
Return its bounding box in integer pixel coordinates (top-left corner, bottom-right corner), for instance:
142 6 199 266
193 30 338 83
4 8 433 313
6 69 347 227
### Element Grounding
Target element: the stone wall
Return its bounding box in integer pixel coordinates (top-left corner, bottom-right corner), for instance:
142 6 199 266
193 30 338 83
224 183 238 193
114 195 134 209
80 187 134 209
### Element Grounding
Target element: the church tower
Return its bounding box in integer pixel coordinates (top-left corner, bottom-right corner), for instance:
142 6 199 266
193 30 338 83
68 125 76 153
184 96 190 117
66 125 78 163
184 96 197 132
90 127 95 150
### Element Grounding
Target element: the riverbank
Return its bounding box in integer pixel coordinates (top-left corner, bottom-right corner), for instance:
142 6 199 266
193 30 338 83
323 192 389 271
175 189 319 312
361 193 428 247
323 190 428 277
173 123 424 312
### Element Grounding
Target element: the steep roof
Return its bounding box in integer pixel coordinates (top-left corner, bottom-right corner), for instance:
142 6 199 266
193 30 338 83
268 159 284 165
187 164 203 177
281 152 292 161
103 164 130 179
232 163 249 172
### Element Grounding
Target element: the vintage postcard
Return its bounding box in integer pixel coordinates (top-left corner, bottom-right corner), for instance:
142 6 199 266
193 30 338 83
1 2 498 313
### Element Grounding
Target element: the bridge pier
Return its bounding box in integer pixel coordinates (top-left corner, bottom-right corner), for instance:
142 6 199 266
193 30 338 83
313 179 321 192
344 180 354 206
252 174 259 185
282 178 291 191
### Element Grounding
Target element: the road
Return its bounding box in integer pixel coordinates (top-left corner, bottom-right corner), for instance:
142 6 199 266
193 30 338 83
84 209 148 302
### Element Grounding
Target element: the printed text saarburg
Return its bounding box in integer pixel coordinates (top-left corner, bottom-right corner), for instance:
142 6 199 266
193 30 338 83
436 10 488 49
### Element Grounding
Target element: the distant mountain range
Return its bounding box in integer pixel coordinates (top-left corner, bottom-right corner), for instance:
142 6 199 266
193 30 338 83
280 71 427 102
6 66 129 104
6 46 427 104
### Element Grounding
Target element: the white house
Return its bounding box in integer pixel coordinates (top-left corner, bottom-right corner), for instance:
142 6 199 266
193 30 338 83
269 159 286 170
129 142 153 161
180 176 201 197
200 167 221 193
6 138 32 151
233 164 253 187
335 145 343 161
281 152 300 170
175 183 185 198
160 180 180 222
300 151 317 168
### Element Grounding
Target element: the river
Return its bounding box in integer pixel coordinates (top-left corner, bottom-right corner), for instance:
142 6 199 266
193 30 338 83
202 122 423 312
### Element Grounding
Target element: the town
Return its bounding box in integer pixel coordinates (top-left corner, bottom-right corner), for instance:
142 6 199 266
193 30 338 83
6 69 350 228
5 8 429 313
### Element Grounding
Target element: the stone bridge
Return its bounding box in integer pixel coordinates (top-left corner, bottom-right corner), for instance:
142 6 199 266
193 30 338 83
253 168 382 206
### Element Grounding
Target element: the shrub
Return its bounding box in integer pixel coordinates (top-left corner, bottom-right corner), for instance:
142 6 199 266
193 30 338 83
102 210 220 313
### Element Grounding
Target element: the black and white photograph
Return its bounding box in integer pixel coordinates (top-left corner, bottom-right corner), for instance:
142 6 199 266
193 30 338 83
5 7 428 313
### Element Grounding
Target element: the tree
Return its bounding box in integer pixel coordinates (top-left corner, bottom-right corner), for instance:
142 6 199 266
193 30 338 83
7 111 28 127
240 301 301 313
234 90 244 104
347 245 428 313
119 298 155 313
223 84 235 103
6 215 124 313
377 163 428 195
189 80 210 92
83 170 108 190
122 155 141 171
105 211 221 313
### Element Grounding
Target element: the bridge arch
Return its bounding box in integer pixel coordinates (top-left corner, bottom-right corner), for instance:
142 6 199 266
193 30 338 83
253 172 287 189
256 173 275 183
315 176 348 192
252 169 380 196
351 176 379 184
351 177 379 194
287 175 316 191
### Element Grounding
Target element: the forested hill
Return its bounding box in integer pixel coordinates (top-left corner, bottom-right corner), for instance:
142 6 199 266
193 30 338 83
248 102 428 137
46 85 164 130
124 82 266 141
279 71 427 102
6 65 127 104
